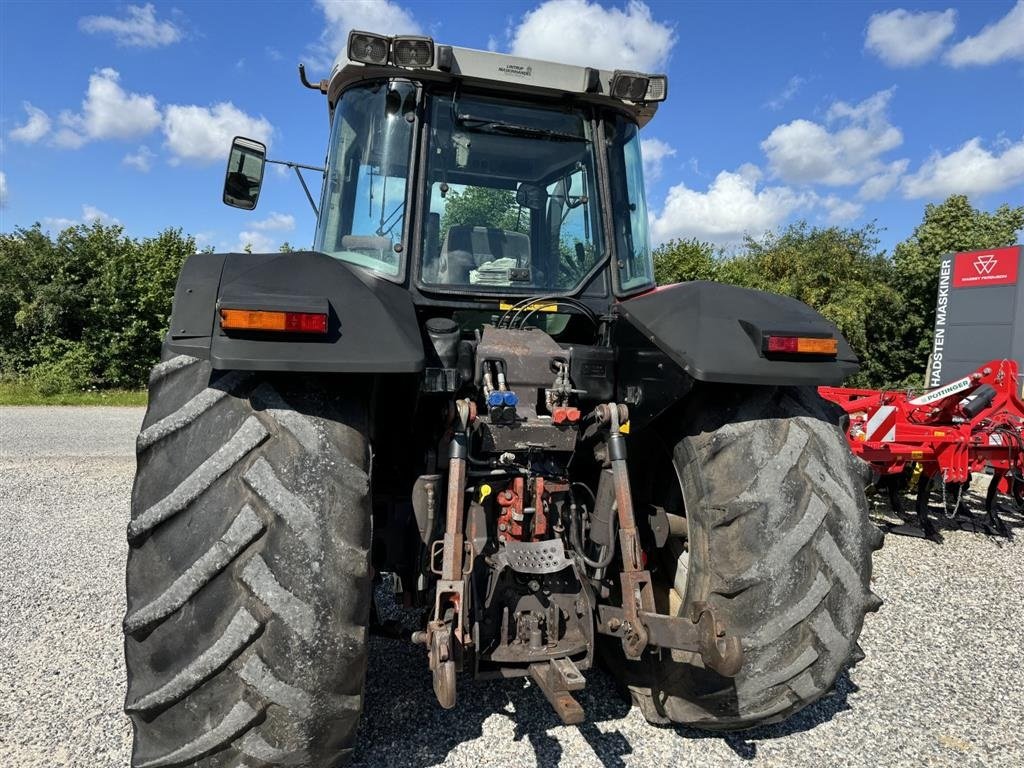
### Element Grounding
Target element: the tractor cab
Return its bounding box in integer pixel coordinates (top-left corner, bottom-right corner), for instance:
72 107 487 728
224 32 667 311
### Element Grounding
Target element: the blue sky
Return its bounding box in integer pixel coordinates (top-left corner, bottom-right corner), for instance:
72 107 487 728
1 0 1022 254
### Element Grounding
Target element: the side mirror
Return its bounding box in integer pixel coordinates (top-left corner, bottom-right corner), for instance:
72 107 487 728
516 182 547 211
223 136 266 210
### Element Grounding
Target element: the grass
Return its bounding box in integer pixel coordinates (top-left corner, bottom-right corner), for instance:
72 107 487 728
0 379 147 406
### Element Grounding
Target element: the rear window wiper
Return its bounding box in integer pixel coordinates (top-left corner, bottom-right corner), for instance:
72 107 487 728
456 115 589 142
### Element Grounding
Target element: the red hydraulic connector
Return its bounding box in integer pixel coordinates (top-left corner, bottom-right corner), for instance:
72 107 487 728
552 407 581 425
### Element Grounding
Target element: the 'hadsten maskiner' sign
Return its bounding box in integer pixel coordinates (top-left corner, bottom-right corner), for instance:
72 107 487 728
928 245 1022 387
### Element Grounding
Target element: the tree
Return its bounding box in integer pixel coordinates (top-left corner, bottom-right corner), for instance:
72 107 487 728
87 227 195 387
652 237 718 284
439 186 526 239
883 195 1024 385
0 222 194 391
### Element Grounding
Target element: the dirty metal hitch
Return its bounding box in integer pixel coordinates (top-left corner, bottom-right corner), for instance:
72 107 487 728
595 403 656 659
416 400 475 710
596 601 744 677
529 657 587 725
591 403 743 676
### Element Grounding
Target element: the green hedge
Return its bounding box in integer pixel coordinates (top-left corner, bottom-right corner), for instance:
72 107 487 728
0 223 195 392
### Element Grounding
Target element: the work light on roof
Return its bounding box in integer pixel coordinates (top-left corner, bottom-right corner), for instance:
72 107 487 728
347 30 436 69
348 30 390 66
393 36 435 68
610 70 668 103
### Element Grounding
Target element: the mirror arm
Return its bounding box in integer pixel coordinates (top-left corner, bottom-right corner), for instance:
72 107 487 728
266 159 324 217
293 167 319 217
298 64 329 95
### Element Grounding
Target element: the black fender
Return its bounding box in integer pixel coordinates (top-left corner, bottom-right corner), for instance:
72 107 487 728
616 281 858 386
164 251 424 373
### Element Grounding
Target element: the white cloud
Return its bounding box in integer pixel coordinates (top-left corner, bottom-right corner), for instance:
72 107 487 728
761 88 904 188
858 159 910 200
43 70 272 165
820 195 863 224
10 102 51 143
162 103 273 164
82 204 120 225
945 1 1024 67
42 217 78 231
193 231 216 251
640 138 676 180
901 136 1024 199
79 4 182 48
765 75 806 111
865 8 956 67
251 212 296 231
122 145 155 172
0 171 7 208
650 165 808 245
312 0 422 67
236 230 277 253
42 204 120 231
55 68 161 148
509 0 675 72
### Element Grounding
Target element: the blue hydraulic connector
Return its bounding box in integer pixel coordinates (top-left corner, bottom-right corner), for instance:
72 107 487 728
487 391 505 408
502 391 519 406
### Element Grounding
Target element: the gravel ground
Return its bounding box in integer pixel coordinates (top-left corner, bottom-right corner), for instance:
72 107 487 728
1 406 1023 767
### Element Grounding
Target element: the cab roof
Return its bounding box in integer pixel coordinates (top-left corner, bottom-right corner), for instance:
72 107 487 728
328 40 663 127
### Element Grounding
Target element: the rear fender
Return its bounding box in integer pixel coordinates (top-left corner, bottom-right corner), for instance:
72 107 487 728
164 251 424 373
616 281 858 387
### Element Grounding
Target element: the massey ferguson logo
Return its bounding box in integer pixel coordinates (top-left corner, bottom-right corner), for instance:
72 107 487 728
952 245 1020 288
974 254 997 275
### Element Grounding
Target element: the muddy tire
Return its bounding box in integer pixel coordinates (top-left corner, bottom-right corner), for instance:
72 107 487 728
124 355 372 767
621 385 882 730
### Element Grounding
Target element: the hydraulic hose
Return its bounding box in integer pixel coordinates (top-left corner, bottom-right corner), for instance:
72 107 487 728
569 495 617 570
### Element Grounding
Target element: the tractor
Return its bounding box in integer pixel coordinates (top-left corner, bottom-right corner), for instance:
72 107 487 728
123 31 882 767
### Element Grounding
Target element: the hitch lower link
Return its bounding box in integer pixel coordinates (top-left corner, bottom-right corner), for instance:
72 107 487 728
595 403 656 660
593 403 743 676
414 400 474 710
596 601 744 677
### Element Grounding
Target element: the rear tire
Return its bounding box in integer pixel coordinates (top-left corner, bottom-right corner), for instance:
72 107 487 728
124 355 372 767
620 385 882 730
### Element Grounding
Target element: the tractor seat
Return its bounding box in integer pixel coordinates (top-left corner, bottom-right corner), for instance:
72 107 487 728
439 226 530 283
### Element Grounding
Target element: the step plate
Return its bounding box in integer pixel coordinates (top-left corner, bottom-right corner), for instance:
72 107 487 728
500 539 570 574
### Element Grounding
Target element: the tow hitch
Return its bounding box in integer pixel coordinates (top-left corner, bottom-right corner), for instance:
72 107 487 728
596 601 744 677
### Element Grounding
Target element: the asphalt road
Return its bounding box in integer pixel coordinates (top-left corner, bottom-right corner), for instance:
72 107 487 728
1 406 1023 767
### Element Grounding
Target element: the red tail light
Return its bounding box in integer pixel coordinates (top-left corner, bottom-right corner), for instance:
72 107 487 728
765 335 838 356
220 309 328 334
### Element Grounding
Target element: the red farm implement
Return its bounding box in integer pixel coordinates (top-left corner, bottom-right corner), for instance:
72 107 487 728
819 359 1024 542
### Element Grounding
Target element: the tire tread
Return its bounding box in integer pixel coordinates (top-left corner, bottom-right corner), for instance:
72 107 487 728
125 358 369 767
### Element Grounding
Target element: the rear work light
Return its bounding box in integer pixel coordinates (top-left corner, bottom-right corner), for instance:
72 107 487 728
765 335 838 356
393 35 434 67
611 71 649 101
220 309 328 334
348 30 390 65
611 70 669 103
